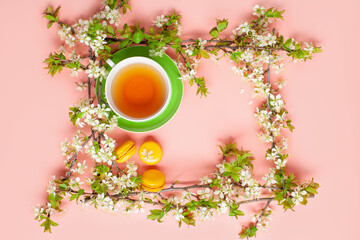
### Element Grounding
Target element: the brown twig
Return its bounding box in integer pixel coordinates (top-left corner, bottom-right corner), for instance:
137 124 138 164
63 131 96 180
254 200 271 227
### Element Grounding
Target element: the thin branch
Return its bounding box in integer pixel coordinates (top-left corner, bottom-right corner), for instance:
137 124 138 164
111 160 123 177
87 76 92 102
89 77 97 86
157 192 165 200
97 79 102 105
161 184 211 192
255 200 271 227
265 29 277 151
63 131 95 180
234 182 281 190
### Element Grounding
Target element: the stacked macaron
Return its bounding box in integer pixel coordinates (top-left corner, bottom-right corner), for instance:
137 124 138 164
141 169 166 192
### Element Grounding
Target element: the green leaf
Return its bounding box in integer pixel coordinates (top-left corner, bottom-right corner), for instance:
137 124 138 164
231 160 237 167
66 62 77 69
124 4 132 13
54 6 61 17
45 6 53 15
231 173 240 182
107 25 114 35
104 45 112 53
118 39 130 49
219 142 239 156
163 37 172 43
158 212 165 222
58 183 68 190
149 209 163 216
284 38 292 48
95 164 110 174
45 15 56 21
286 119 295 132
47 22 54 29
106 0 117 9
216 19 228 31
234 210 244 216
147 209 164 222
49 219 58 227
91 180 107 194
313 47 322 53
41 218 51 233
69 194 77 201
239 225 258 238
174 37 182 44
301 197 308 205
264 8 284 19
132 30 144 44
147 214 158 220
121 32 131 39
306 187 318 195
224 163 232 171
209 28 218 38
48 193 63 210
222 172 231 177
149 26 155 35
93 141 100 153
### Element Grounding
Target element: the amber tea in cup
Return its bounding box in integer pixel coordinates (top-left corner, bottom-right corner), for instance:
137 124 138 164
105 57 171 122
111 63 166 118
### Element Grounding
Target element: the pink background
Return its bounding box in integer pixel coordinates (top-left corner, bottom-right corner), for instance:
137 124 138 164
1 0 359 239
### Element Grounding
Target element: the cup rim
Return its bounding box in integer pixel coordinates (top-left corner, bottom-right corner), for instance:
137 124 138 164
105 56 172 122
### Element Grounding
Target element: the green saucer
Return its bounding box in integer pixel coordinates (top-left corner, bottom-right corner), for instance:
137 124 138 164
96 46 183 132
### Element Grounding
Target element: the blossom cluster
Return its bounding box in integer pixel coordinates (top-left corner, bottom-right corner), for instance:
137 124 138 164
251 207 272 230
152 13 182 35
289 187 308 205
148 13 182 58
178 57 200 82
70 100 118 132
94 5 121 26
57 3 121 56
85 60 108 79
85 161 141 212
58 25 75 47
86 134 116 165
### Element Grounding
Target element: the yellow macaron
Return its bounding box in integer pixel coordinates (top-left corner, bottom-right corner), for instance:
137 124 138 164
138 141 163 165
141 169 166 192
115 140 136 163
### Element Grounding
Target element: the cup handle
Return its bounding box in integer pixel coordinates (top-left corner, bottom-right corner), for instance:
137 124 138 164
106 58 115 68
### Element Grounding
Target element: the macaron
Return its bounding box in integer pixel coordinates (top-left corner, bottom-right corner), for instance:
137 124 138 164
115 140 136 163
138 141 163 165
141 169 166 192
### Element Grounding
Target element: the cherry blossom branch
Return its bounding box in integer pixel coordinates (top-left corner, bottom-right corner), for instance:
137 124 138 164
126 196 276 208
58 188 277 208
106 37 292 53
266 30 277 150
82 181 278 201
203 44 286 52
63 51 99 180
